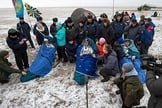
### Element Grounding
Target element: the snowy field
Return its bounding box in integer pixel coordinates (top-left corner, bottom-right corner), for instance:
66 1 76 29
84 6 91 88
0 7 162 108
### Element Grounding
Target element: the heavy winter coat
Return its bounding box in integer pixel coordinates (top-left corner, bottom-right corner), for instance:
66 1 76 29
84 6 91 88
55 22 66 46
33 22 49 45
98 50 119 75
6 32 27 54
85 21 98 41
111 20 126 39
146 71 162 108
98 25 115 45
124 24 142 42
0 51 21 81
140 23 154 46
114 69 144 107
17 21 31 39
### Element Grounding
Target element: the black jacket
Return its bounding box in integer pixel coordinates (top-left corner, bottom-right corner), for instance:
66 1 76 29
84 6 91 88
17 21 31 39
6 32 27 54
146 71 162 108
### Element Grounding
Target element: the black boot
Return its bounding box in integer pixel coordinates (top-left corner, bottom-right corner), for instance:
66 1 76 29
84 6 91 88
101 77 110 82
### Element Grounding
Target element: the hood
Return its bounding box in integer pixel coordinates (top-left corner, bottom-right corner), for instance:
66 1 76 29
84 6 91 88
125 68 138 77
0 50 9 58
56 22 63 30
109 50 117 57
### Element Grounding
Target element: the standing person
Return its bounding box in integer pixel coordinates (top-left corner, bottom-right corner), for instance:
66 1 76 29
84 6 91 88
98 18 115 46
124 19 142 45
114 62 144 108
33 16 49 45
17 17 35 48
97 44 119 82
111 13 126 41
50 17 58 37
85 14 98 42
6 28 29 71
64 17 77 43
0 50 26 84
55 22 68 63
75 20 87 45
140 18 155 54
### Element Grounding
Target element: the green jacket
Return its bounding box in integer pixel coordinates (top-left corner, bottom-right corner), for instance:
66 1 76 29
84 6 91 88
0 52 21 81
114 75 144 107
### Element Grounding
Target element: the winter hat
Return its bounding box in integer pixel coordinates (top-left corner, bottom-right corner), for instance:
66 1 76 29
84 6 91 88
131 19 137 23
122 62 134 72
140 15 145 20
66 17 72 23
99 37 106 44
8 28 17 36
100 13 108 18
52 17 58 22
0 50 9 58
87 14 93 19
147 17 152 22
117 37 125 44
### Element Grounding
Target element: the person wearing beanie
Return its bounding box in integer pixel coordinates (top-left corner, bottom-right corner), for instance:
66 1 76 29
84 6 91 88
0 50 26 84
50 17 58 37
6 28 29 71
17 17 35 48
114 62 144 108
75 20 87 45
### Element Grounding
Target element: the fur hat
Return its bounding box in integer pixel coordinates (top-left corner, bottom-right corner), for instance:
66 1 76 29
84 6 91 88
52 17 58 22
8 28 17 36
66 17 72 23
0 50 9 58
122 62 134 72
100 13 108 18
99 37 106 44
131 19 137 23
36 23 44 32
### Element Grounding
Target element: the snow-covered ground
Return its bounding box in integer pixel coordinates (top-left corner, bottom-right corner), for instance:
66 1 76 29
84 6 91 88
0 7 162 108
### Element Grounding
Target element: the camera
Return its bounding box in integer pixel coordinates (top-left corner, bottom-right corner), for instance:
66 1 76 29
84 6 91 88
141 54 162 76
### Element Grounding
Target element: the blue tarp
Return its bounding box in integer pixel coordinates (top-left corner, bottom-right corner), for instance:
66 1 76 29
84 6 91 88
21 43 56 82
120 57 146 84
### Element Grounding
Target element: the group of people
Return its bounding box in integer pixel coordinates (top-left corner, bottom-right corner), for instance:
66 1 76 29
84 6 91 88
0 10 161 108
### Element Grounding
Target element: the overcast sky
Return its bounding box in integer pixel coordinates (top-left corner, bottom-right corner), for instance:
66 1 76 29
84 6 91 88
0 0 162 8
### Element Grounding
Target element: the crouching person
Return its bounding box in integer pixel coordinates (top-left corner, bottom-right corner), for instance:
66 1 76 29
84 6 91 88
114 62 144 108
97 44 119 82
0 50 26 84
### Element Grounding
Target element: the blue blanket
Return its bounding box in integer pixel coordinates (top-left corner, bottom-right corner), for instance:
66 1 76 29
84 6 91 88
120 57 146 84
75 45 98 77
28 44 56 76
21 43 56 82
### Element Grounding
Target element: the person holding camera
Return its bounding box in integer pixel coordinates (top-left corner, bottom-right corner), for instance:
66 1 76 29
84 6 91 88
114 62 144 108
6 28 29 71
146 69 162 108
